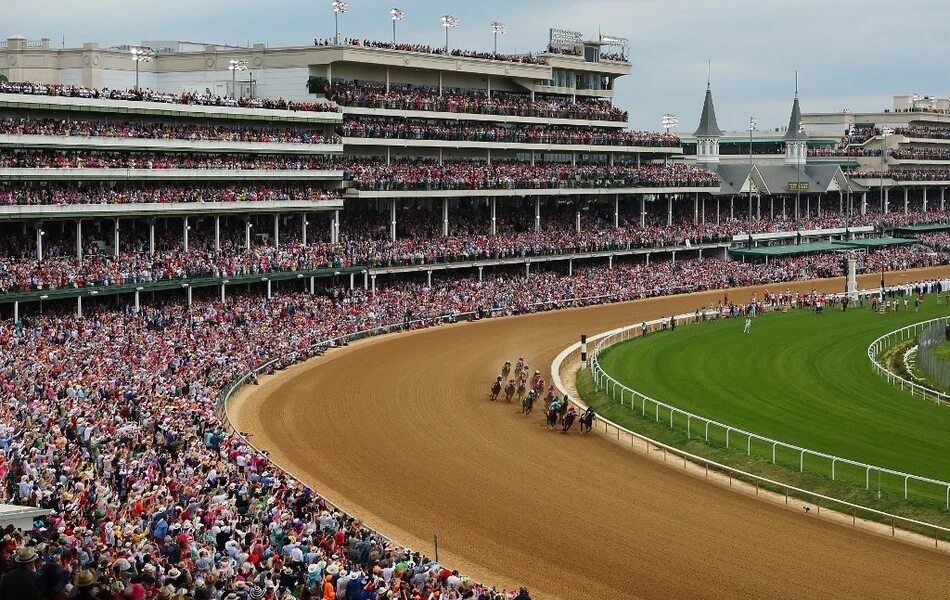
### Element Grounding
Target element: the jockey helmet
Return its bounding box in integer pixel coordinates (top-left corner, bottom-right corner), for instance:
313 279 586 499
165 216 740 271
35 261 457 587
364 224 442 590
509 378 515 383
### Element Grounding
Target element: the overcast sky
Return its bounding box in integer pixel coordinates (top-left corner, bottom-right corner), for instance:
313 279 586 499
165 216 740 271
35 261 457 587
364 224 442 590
4 0 945 132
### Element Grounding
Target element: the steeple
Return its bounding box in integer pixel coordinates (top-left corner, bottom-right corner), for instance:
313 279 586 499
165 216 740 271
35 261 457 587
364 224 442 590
784 71 808 166
694 64 722 165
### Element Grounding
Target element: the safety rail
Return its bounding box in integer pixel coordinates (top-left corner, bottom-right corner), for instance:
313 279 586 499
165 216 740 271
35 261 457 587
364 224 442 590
551 330 950 546
868 316 950 405
585 311 950 510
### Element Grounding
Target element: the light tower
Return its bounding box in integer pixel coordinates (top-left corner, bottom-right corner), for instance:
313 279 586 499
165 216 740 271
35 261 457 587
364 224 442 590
130 47 154 92
491 22 506 55
228 59 247 99
441 15 459 53
391 9 405 44
332 1 348 45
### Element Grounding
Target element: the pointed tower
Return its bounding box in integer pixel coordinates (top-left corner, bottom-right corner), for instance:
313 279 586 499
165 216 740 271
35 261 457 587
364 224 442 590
784 73 808 166
694 68 723 166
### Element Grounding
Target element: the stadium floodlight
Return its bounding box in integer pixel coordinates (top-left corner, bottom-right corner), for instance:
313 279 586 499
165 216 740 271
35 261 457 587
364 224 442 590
441 15 459 53
748 116 758 224
661 114 679 134
391 9 405 44
228 59 248 99
880 126 894 214
332 1 348 45
130 47 154 92
491 22 506 55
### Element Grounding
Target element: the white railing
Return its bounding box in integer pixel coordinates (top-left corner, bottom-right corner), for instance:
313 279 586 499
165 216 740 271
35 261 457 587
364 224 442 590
868 316 950 405
583 311 950 510
551 328 950 544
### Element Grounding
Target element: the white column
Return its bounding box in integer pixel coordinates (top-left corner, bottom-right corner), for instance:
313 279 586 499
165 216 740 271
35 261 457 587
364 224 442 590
575 205 581 232
76 220 82 258
923 188 928 213
942 187 946 212
756 194 761 221
371 274 377 294
364 270 368 289
491 198 497 236
729 197 734 220
273 214 280 248
113 219 120 258
608 256 613 269
266 280 272 299
443 198 449 237
693 193 699 225
667 195 673 226
220 283 226 304
534 198 541 233
640 196 646 228
333 210 340 244
525 262 530 277
716 198 721 224
245 219 252 249
390 199 397 241
702 197 706 224
214 216 220 252
861 192 867 216
310 277 315 294
568 259 573 276
614 195 619 228
13 301 18 323
884 188 890 214
35 224 44 261
183 217 190 252
76 296 82 318
478 266 483 282
427 270 432 287
187 285 193 306
349 272 354 290
904 188 909 215
134 290 140 313
302 214 308 247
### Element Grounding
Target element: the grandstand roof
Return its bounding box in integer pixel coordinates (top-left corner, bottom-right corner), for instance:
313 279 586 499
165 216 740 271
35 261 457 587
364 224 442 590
839 237 920 248
893 223 950 233
694 85 723 138
712 163 847 196
729 242 844 258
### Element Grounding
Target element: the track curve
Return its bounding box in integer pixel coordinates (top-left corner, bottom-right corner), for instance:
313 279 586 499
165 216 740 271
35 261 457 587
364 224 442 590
232 267 950 600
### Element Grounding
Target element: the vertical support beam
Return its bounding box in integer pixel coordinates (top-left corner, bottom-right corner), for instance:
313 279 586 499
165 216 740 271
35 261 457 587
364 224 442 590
693 193 699 225
756 194 761 221
333 210 340 244
35 223 44 261
183 216 189 252
13 301 18 323
245 218 252 249
729 197 734 221
134 290 140 313
904 188 909 215
310 277 315 295
427 270 432 287
667 195 673 227
349 272 354 290
716 198 721 224
861 192 867 216
266 280 272 299
614 194 620 228
443 198 450 237
364 270 368 289
575 203 581 233
214 216 220 252
923 187 929 213
609 255 613 269
301 213 308 247
534 198 541 233
390 199 397 241
220 283 226 304
371 274 377 295
491 198 497 236
525 262 530 277
569 258 573 277
273 214 279 248
640 196 646 228
76 220 82 258
76 296 82 318
186 285 192 306
702 197 706 225
884 188 890 214
942 187 946 212
113 218 120 258
478 266 483 282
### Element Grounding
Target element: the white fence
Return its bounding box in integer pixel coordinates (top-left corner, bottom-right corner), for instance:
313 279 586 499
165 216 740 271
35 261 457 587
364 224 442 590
584 313 950 509
868 316 950 405
551 331 950 545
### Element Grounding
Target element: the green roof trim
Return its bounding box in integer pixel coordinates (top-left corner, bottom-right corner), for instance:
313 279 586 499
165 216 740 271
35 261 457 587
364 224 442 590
834 237 921 248
893 224 950 233
730 241 844 257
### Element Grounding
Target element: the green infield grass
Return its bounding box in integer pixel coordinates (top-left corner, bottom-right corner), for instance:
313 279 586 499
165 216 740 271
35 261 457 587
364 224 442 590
594 294 950 507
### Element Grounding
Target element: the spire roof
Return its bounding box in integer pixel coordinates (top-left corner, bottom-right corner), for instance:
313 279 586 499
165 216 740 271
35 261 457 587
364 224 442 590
784 73 808 141
694 84 723 138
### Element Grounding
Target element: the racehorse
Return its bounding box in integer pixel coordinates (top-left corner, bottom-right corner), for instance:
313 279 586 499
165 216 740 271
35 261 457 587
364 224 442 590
530 370 541 387
579 407 595 434
515 357 525 374
504 380 516 402
501 361 512 379
544 387 558 408
545 403 560 429
562 407 577 433
522 390 536 415
490 379 502 402
557 398 569 425
516 377 528 400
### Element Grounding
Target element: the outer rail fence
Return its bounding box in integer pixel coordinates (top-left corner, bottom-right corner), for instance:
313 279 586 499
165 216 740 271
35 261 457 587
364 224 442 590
583 310 950 510
869 316 950 404
918 321 950 390
551 329 950 546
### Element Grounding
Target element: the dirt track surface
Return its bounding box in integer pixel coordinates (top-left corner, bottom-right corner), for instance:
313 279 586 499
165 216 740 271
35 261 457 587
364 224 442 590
232 267 950 600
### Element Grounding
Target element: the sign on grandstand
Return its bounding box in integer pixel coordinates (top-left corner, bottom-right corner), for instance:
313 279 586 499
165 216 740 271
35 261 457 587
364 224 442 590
599 34 629 48
787 182 810 191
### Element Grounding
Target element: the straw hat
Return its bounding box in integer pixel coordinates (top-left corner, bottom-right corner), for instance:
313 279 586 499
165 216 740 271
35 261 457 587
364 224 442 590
76 570 98 587
14 547 38 564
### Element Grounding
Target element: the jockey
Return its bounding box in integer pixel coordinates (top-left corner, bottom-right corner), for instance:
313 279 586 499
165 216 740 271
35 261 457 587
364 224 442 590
549 399 561 413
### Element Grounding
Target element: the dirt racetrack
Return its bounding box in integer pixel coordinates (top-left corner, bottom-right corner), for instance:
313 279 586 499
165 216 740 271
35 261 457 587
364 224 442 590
232 267 950 599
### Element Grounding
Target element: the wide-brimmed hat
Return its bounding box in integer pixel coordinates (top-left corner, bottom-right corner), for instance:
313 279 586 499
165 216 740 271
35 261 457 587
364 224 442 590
76 570 98 587
157 586 175 600
166 568 181 579
326 563 340 575
307 564 319 574
249 587 265 600
14 547 38 564
234 581 247 590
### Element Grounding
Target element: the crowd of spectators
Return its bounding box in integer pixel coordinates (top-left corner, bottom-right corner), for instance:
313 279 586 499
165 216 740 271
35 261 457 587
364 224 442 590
0 183 340 206
315 38 545 65
0 116 339 145
324 82 628 122
889 148 950 161
0 81 339 114
343 160 718 191
851 169 950 181
0 150 345 171
893 126 950 140
0 244 946 598
337 118 678 147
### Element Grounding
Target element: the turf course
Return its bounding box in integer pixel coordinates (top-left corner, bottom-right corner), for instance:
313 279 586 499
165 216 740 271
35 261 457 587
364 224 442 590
597 294 950 500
